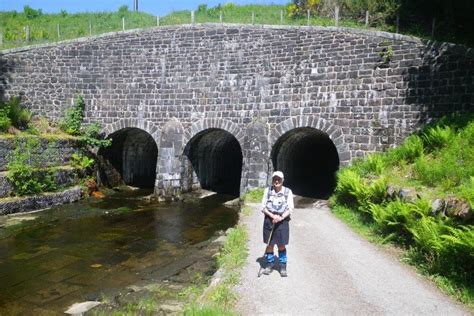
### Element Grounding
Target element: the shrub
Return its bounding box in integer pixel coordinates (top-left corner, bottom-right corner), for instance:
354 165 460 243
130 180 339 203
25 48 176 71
23 5 42 19
81 122 112 148
118 5 129 18
0 96 32 130
342 0 399 25
0 111 12 132
6 138 57 196
71 153 95 170
197 4 208 13
59 96 85 135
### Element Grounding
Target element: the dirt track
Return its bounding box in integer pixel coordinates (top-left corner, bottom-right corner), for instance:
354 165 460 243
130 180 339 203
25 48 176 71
235 202 469 315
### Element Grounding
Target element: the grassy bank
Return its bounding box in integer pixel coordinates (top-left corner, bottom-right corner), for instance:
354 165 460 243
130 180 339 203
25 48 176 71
2 2 471 50
330 114 474 308
184 225 247 315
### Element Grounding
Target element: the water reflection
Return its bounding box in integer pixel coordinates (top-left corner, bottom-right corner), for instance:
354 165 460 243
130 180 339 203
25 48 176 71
0 190 238 314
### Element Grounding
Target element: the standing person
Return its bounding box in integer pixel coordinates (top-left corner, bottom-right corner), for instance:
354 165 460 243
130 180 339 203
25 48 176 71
261 171 294 277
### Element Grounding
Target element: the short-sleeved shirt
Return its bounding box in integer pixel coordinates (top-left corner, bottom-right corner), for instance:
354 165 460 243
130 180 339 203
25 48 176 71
261 186 294 215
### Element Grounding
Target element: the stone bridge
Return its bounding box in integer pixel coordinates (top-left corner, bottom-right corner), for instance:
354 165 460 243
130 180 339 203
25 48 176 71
0 24 472 198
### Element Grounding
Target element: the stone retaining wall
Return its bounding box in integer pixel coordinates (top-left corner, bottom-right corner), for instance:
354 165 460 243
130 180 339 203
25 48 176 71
0 137 79 171
0 167 79 198
0 186 83 215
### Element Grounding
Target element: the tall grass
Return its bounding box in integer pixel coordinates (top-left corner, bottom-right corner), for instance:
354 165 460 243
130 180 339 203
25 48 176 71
1 1 455 50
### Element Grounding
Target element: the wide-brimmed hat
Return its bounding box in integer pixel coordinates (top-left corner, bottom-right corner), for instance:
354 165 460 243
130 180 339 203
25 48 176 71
272 171 284 179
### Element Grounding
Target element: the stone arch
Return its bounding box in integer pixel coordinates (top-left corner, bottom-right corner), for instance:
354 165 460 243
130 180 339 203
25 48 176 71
182 118 244 196
102 118 161 146
99 118 160 189
183 118 245 152
269 116 350 165
268 116 349 198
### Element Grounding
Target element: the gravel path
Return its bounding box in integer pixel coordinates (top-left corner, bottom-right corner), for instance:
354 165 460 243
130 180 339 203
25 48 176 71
235 202 470 315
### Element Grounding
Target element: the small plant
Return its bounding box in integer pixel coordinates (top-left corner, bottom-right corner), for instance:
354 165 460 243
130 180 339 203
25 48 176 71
379 45 394 64
422 125 454 152
353 153 386 176
0 110 12 132
82 123 112 148
59 97 111 149
0 96 32 131
386 134 424 165
59 96 85 136
71 153 95 169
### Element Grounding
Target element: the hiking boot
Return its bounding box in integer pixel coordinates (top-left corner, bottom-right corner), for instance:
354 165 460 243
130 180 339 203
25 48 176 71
279 264 288 277
262 263 273 275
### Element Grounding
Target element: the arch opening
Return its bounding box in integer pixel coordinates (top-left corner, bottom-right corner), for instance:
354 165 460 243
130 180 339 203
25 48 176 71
99 128 158 188
271 127 339 199
184 128 243 196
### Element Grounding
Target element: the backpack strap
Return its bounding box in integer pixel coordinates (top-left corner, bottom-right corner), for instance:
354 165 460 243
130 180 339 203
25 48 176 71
267 186 272 200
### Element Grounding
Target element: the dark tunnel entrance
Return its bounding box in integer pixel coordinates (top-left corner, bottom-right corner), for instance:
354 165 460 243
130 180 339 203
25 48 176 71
99 128 158 188
184 129 243 196
271 127 339 199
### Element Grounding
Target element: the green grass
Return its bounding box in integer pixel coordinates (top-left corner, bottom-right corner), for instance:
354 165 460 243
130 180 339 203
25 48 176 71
0 9 157 49
185 225 248 314
2 2 469 50
241 187 264 203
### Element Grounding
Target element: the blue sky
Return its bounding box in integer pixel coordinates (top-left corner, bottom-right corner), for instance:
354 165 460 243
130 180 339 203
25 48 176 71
0 1 289 16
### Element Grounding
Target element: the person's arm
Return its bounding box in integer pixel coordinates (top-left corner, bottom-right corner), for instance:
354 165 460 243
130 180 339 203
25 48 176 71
280 189 294 220
260 188 268 213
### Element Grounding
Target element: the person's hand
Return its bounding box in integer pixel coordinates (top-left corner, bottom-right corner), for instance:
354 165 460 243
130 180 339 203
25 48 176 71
272 215 282 224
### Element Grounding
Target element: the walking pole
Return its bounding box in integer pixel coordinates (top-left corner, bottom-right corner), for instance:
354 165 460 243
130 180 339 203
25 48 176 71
257 223 275 277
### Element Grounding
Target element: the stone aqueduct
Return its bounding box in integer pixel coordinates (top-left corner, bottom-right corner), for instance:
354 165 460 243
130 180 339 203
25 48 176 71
0 24 472 198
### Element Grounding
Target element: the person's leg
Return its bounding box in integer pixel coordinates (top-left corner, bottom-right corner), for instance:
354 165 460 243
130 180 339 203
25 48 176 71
263 244 275 274
277 244 288 277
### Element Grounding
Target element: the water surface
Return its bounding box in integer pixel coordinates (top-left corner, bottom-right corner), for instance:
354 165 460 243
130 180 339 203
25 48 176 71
0 190 238 314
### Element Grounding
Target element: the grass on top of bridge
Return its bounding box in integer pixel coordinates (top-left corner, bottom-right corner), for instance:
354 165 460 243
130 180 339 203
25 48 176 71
3 2 465 51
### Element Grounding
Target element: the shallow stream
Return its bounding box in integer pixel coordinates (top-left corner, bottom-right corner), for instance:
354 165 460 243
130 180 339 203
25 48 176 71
0 189 238 314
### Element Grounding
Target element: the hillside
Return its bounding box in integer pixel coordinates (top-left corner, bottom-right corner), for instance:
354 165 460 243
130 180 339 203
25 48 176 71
1 2 472 50
330 114 474 308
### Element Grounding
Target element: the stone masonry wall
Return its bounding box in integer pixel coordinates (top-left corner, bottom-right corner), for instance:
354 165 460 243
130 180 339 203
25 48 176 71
1 24 473 194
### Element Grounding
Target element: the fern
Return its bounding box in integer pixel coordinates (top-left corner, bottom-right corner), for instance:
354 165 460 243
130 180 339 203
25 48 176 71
335 169 368 207
353 153 386 176
367 177 388 205
386 134 424 165
407 215 446 254
422 125 454 152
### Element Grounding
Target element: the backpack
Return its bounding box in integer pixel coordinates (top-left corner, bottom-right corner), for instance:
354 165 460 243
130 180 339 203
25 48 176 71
266 186 290 204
